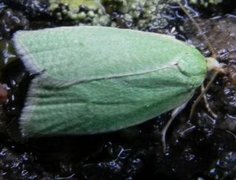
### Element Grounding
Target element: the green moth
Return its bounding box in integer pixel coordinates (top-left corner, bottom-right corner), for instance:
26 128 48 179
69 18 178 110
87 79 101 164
12 26 207 137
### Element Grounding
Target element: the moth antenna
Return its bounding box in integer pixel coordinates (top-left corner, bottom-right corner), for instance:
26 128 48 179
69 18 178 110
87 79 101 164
176 1 226 119
189 71 219 119
176 1 218 59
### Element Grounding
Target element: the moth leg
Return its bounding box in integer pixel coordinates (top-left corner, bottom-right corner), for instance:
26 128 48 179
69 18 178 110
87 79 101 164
161 102 188 153
189 71 219 119
202 85 217 118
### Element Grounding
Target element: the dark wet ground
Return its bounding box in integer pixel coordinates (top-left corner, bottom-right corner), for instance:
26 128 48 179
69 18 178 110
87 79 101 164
0 0 236 179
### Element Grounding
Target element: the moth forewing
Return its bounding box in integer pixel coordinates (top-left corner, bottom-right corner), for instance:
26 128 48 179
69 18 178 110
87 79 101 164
12 26 207 137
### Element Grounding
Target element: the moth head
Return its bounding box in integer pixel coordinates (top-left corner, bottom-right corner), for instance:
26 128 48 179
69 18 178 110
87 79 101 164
206 57 225 73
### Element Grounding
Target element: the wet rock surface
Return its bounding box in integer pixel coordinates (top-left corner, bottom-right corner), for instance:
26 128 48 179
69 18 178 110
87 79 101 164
0 0 236 179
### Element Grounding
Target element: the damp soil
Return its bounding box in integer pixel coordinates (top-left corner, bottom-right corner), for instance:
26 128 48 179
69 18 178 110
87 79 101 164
0 1 236 179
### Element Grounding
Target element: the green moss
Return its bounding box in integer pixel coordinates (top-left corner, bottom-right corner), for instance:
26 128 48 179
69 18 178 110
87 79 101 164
48 0 178 30
102 0 170 30
49 0 110 25
49 0 100 11
190 0 223 6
